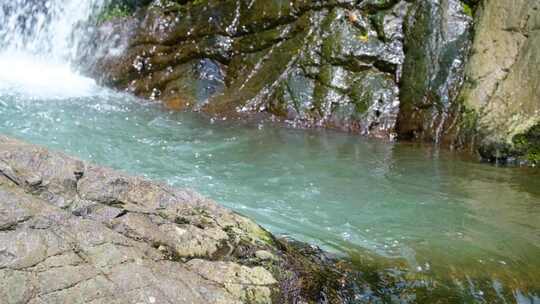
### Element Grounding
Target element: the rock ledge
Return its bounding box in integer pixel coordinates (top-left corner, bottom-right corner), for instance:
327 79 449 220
0 135 351 303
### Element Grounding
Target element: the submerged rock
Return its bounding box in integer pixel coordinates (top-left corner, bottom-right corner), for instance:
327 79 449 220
0 134 360 303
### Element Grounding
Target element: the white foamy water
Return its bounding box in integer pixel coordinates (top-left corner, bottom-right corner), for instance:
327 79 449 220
1 1 540 302
0 51 98 99
0 0 107 60
0 0 107 98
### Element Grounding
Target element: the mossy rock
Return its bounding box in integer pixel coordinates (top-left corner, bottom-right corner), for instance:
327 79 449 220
461 2 473 17
238 0 298 34
361 0 400 13
96 3 134 24
475 123 540 166
513 123 540 165
397 0 473 142
91 0 406 138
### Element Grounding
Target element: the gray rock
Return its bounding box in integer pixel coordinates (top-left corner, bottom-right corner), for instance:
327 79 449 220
458 0 540 163
0 135 332 303
255 250 276 261
85 0 410 139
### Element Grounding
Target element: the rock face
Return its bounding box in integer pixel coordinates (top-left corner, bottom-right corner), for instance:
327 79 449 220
395 0 540 164
0 135 354 303
396 0 473 144
457 0 540 164
85 0 540 165
86 0 412 138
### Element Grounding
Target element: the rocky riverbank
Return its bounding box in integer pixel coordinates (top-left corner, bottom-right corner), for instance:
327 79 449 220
0 135 365 303
1 137 538 303
80 0 539 166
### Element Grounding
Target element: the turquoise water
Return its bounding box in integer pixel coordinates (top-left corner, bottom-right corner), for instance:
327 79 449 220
1 86 539 302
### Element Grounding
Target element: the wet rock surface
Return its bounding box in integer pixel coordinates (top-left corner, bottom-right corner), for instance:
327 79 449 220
0 135 362 303
86 0 411 139
396 0 473 144
83 0 540 165
392 0 540 165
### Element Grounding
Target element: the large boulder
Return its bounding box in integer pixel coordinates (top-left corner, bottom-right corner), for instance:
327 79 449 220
0 135 358 303
84 0 410 139
457 0 540 164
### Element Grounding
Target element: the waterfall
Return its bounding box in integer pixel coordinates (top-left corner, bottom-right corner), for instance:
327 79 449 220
0 0 107 61
0 0 107 98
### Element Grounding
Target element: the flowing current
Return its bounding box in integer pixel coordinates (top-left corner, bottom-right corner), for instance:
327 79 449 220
1 1 539 303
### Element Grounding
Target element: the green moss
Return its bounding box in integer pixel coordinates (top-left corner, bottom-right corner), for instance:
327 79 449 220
370 11 388 41
462 2 473 17
512 123 540 165
96 4 132 24
250 225 275 246
528 150 540 164
349 87 370 114
459 105 478 133
354 98 369 114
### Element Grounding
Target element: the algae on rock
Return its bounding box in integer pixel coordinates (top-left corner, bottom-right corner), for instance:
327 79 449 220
85 0 410 139
396 0 473 144
82 0 540 165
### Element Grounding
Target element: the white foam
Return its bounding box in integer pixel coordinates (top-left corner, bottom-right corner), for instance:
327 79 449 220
0 0 107 99
0 0 107 61
0 51 98 99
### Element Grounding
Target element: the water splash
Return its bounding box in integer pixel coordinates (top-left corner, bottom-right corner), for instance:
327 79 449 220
0 51 98 99
0 0 107 60
0 0 107 98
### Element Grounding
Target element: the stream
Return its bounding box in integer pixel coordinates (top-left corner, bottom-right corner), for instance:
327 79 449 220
0 60 539 302
1 0 539 302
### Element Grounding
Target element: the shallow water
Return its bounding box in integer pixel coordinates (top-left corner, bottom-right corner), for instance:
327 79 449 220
1 81 539 302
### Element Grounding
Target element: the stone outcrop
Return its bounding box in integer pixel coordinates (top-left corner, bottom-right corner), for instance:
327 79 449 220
456 0 540 164
83 0 540 165
0 135 357 303
85 0 413 139
395 0 540 164
396 0 473 144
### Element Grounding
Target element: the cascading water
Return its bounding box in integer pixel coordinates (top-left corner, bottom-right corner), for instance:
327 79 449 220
0 0 108 59
0 0 107 98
